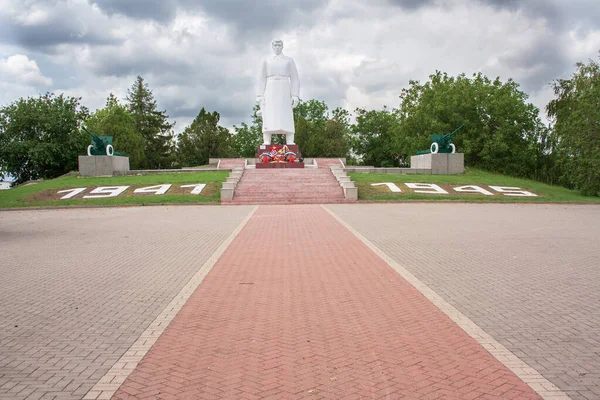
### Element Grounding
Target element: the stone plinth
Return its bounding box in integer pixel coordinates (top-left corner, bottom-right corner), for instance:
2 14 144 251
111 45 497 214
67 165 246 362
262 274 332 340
256 162 304 169
79 156 130 177
410 153 464 175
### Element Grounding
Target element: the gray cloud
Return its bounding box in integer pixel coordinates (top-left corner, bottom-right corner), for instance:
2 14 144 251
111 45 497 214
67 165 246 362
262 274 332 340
90 0 328 38
6 22 116 49
161 87 253 130
89 0 177 23
169 96 248 121
193 0 327 34
387 0 436 10
0 16 16 45
474 1 586 93
302 72 347 110
81 38 251 90
87 50 195 80
499 36 571 93
479 0 600 33
479 0 560 27
0 1 121 50
352 59 408 94
158 76 255 126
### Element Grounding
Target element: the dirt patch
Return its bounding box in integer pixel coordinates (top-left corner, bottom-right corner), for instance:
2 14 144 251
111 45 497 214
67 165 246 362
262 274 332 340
26 189 63 203
161 184 218 197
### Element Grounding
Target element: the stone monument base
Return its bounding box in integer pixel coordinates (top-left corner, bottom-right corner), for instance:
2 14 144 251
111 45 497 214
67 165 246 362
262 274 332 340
256 144 304 169
410 153 464 175
255 144 300 157
79 156 130 177
256 162 305 169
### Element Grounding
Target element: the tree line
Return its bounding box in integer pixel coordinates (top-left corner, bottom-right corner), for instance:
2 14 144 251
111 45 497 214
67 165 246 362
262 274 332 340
1 55 599 196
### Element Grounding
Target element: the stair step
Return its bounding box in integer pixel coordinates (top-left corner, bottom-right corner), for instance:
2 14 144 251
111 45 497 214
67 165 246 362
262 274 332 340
233 192 342 195
314 158 344 168
228 166 354 204
228 199 351 204
233 196 344 199
218 158 246 169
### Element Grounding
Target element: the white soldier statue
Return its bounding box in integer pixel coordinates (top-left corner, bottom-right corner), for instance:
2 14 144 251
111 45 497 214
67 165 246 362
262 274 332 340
256 40 300 145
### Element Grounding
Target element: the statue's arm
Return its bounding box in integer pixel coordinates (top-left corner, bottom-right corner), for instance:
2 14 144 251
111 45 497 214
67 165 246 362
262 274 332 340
289 59 300 98
256 60 267 102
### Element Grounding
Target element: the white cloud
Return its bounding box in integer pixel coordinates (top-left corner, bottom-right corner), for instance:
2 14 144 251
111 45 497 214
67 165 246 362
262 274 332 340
0 54 52 86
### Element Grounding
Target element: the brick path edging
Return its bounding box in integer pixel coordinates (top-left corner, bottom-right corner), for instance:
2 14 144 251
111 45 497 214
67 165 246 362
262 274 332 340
82 206 259 400
322 205 571 400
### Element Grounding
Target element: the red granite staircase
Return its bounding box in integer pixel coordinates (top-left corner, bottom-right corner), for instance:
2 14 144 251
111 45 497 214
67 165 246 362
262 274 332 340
231 168 349 204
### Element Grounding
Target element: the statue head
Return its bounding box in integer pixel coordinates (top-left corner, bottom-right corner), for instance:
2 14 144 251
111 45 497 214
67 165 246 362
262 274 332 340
271 40 283 55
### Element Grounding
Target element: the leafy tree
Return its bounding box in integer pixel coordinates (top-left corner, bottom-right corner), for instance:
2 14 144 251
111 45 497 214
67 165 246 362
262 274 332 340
321 107 350 157
84 94 145 169
293 99 349 157
395 71 547 178
351 107 401 167
230 105 263 157
177 108 231 167
294 99 328 156
125 76 175 169
0 93 89 184
547 56 600 196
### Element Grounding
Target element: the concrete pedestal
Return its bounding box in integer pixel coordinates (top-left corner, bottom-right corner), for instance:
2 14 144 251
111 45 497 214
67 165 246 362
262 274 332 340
79 156 130 177
410 153 464 175
256 162 304 169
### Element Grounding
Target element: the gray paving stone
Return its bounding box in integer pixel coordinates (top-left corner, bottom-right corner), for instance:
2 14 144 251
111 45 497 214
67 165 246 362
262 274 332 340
0 206 254 400
327 203 600 400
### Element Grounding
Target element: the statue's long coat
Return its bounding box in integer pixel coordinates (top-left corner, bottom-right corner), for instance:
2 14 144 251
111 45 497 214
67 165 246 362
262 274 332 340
257 54 300 134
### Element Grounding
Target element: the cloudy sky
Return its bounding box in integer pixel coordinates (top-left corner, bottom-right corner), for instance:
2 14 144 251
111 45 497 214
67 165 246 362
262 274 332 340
1 0 599 132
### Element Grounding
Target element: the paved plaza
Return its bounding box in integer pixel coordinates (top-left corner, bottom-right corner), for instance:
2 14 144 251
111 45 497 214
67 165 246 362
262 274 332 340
1 204 599 399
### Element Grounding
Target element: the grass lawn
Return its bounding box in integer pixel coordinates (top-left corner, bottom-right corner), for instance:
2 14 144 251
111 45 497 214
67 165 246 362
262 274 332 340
350 168 600 203
2 168 597 208
0 171 229 208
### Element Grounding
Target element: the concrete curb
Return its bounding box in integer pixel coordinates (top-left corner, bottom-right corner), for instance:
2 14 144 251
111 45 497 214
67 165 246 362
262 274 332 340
221 166 244 201
2 200 598 212
114 168 224 175
330 165 358 201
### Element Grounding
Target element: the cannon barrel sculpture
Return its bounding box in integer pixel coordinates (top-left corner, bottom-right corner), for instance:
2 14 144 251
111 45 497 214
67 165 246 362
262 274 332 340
417 124 464 155
83 126 122 156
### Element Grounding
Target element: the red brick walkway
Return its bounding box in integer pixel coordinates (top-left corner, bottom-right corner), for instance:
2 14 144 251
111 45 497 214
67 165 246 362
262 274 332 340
113 205 540 399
